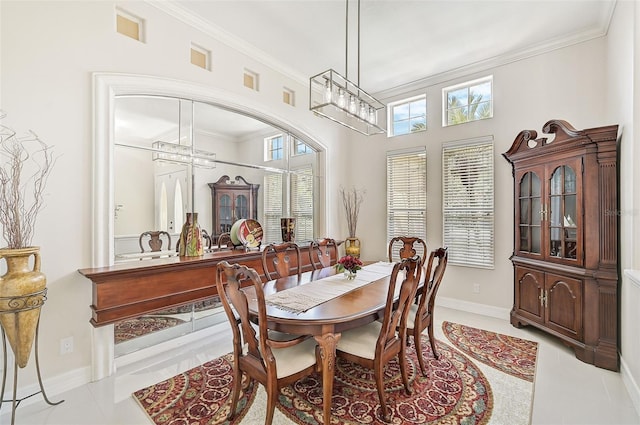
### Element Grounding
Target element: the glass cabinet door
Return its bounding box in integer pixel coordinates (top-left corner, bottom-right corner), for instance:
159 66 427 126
518 171 541 254
235 194 248 220
548 165 577 259
218 194 232 233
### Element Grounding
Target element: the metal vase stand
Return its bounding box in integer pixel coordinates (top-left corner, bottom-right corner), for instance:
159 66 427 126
0 288 63 424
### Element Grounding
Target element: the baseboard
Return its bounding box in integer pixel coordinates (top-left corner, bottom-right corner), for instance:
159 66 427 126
0 364 92 416
621 350 640 418
437 296 511 320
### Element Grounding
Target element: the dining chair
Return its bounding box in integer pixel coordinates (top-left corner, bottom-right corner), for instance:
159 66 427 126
335 256 422 422
308 238 338 270
406 247 448 376
139 230 171 253
216 232 233 250
216 261 319 425
388 236 427 262
261 242 302 281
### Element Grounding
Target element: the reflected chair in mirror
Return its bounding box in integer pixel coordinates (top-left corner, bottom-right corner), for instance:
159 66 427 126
308 238 338 270
201 229 213 251
216 261 319 425
216 232 233 251
406 247 448 376
139 230 171 256
388 236 427 262
335 256 422 422
261 242 302 281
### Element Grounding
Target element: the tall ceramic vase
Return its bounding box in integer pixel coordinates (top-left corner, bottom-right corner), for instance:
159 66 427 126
280 217 295 242
179 212 204 257
345 237 361 258
0 247 46 368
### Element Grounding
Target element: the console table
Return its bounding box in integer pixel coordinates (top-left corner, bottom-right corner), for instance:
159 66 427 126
79 243 338 327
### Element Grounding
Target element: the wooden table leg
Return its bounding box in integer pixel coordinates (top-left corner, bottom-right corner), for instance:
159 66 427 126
315 332 340 424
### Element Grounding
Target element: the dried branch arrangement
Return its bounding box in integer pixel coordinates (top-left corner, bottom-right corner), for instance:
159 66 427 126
0 113 55 249
340 186 365 238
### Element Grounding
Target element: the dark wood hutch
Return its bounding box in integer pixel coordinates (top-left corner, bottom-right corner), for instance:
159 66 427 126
503 119 619 371
208 175 259 239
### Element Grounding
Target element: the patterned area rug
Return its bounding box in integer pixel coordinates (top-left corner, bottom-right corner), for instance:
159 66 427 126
114 316 186 344
442 321 538 382
133 336 496 425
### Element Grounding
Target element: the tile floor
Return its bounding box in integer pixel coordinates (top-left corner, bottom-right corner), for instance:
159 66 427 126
2 306 639 425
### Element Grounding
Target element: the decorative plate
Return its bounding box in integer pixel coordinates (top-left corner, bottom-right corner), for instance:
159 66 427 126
229 219 246 245
238 219 263 248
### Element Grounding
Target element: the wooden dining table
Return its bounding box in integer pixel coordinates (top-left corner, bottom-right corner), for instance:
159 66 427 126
244 263 396 424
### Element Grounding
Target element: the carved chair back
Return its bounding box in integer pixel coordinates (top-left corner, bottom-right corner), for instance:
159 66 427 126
308 238 338 270
139 230 171 253
388 236 427 263
261 242 302 281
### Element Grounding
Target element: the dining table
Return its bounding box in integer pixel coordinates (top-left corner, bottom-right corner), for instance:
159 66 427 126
245 261 398 424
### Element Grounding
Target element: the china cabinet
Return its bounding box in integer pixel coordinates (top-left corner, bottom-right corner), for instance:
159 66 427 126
503 119 619 371
208 175 259 239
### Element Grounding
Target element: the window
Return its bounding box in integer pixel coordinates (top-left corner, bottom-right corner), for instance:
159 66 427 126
443 76 493 126
386 147 427 246
263 166 314 244
190 44 210 70
291 166 314 242
293 138 312 156
442 137 494 268
116 9 144 42
388 95 426 137
265 135 283 161
243 69 259 91
263 172 283 244
283 87 295 106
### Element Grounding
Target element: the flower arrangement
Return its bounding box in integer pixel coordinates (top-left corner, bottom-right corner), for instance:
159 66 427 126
335 255 363 279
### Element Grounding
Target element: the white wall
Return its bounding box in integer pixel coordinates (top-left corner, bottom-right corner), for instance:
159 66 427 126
605 0 640 415
347 37 607 315
0 0 636 405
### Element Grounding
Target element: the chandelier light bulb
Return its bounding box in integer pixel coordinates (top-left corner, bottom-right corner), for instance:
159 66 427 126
324 81 333 104
337 89 346 108
368 107 377 124
349 96 357 114
359 102 368 120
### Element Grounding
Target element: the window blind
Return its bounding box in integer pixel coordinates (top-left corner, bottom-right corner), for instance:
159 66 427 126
386 147 427 247
442 137 494 268
291 165 314 242
263 172 283 244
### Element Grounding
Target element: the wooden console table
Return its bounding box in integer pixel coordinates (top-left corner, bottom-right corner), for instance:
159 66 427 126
79 243 338 327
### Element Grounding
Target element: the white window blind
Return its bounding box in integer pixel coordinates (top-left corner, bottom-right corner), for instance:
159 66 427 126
291 165 314 242
386 147 427 247
442 137 494 268
263 172 283 244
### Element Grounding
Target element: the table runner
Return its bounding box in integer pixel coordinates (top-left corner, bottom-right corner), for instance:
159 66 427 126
265 261 395 313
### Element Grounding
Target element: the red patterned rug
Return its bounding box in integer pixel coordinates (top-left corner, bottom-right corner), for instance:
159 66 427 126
115 316 186 344
442 321 538 382
133 336 496 424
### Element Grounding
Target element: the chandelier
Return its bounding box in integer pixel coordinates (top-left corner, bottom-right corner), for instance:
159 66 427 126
309 0 386 136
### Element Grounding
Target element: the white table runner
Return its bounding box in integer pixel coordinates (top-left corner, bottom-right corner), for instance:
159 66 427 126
265 261 395 314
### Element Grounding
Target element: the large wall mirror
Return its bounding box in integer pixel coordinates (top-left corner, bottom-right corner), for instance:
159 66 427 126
91 74 326 365
113 95 322 261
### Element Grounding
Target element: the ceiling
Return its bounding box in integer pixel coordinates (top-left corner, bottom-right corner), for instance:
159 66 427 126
159 0 616 95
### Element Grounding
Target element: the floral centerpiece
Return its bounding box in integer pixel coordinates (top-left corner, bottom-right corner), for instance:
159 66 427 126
335 255 363 280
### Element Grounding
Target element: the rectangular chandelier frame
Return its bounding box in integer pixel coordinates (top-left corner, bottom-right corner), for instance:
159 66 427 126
310 69 386 136
152 141 216 169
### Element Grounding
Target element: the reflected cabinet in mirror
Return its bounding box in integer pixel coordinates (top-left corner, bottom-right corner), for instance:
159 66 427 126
113 95 322 263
